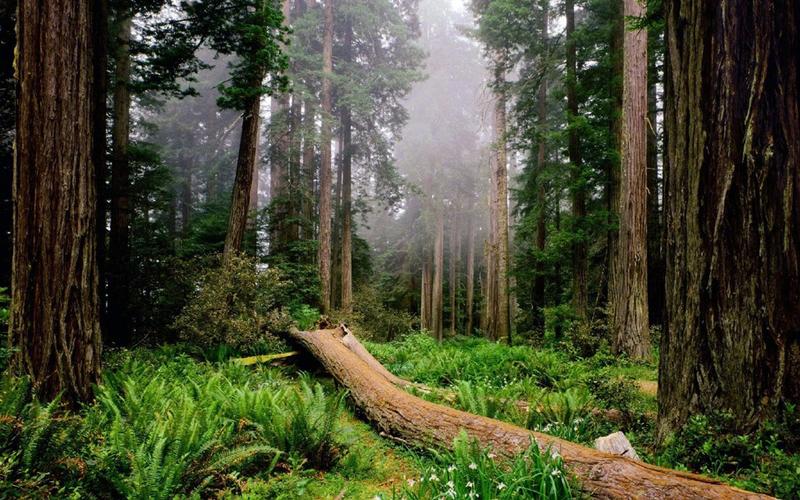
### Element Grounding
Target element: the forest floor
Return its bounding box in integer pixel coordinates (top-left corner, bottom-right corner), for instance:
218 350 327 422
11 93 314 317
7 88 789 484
2 333 798 498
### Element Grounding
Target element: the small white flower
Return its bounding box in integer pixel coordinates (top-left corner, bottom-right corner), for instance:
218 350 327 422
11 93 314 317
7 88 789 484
468 462 478 470
407 478 416 487
430 473 440 482
497 482 507 491
551 469 562 477
446 489 457 499
487 452 497 459
447 465 457 472
466 481 474 488
446 480 455 488
373 496 382 500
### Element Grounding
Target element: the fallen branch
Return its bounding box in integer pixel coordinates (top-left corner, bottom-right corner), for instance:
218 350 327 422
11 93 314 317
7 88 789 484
232 351 300 366
287 327 770 499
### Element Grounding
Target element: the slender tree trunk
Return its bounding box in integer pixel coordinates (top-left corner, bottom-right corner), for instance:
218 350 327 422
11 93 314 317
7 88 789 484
493 65 511 344
565 0 588 320
534 28 548 331
224 91 263 260
302 101 316 241
12 0 102 404
612 0 649 360
340 18 354 313
432 210 445 342
658 0 800 439
466 217 475 336
108 13 132 345
318 0 334 313
421 251 433 331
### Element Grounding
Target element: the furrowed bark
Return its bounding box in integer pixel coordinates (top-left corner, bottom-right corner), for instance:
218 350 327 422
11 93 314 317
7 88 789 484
287 327 769 499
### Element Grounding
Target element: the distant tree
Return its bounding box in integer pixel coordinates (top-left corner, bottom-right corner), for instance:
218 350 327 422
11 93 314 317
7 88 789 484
318 0 335 313
658 0 800 438
12 0 102 404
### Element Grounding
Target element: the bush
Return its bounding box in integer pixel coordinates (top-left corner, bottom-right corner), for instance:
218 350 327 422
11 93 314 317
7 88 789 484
173 256 292 355
335 285 414 342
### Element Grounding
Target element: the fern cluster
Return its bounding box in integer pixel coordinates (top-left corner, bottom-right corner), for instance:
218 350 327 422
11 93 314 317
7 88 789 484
0 349 349 498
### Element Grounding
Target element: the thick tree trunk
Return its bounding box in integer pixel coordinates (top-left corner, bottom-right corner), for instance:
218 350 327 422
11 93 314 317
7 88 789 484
658 0 800 438
612 0 649 360
493 65 511 344
606 2 624 319
108 13 132 345
340 19 353 313
224 93 262 259
318 0 334 313
12 0 102 404
287 327 769 499
565 0 588 320
432 210 445 342
465 218 475 336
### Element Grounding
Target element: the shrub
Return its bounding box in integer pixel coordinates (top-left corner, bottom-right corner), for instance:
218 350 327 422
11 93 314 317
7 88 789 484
173 256 292 355
403 432 573 499
335 285 414 342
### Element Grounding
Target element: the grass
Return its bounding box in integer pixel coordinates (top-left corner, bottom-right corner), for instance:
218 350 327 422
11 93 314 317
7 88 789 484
2 331 795 498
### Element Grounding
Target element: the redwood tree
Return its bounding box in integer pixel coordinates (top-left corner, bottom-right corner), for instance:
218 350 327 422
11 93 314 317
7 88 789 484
658 0 800 438
12 0 102 403
612 0 649 360
318 0 334 313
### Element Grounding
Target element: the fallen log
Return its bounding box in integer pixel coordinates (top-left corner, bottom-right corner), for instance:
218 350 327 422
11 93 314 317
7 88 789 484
287 327 770 499
340 325 645 426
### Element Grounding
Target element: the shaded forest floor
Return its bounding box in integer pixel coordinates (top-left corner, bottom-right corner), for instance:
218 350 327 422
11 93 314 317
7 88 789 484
2 333 798 498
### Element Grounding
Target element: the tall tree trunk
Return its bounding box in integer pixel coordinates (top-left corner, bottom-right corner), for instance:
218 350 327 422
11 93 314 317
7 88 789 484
612 0 649 360
340 18 354 313
301 101 316 241
534 24 548 331
658 0 800 439
318 0 334 313
465 217 475 336
12 0 102 404
565 0 588 320
493 66 511 344
432 210 445 342
108 13 132 346
224 91 263 260
421 250 433 331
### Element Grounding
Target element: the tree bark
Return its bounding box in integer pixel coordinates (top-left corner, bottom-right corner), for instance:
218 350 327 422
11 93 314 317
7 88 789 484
432 209 445 342
566 0 588 320
612 0 649 360
12 0 102 404
287 327 770 500
658 0 800 438
534 19 548 331
493 65 511 344
318 0 334 314
301 101 316 241
340 18 353 313
448 215 459 336
420 251 432 331
606 0 624 322
108 13 132 346
224 92 263 260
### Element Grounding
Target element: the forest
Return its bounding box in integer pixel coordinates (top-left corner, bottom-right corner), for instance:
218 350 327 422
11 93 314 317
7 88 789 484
1 0 799 498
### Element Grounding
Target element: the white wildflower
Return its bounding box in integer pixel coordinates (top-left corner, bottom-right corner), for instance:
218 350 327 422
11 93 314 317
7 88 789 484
430 473 440 482
446 480 455 488
468 462 478 470
466 481 474 488
551 469 562 477
407 478 416 487
487 452 497 459
447 465 457 472
497 482 507 491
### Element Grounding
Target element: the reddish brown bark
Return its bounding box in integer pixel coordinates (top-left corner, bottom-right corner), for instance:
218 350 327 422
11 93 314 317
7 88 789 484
12 0 102 404
318 0 334 313
612 0 650 360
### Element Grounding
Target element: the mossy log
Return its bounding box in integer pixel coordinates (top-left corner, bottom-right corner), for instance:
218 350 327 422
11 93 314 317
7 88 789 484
287 326 770 499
